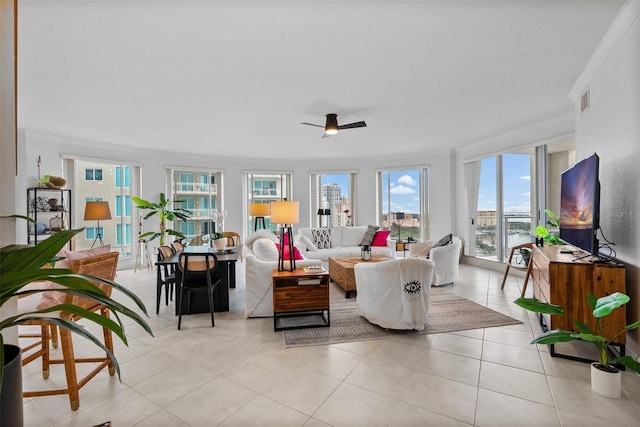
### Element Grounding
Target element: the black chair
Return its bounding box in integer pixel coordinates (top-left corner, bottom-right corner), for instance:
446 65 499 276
177 252 220 330
156 246 177 314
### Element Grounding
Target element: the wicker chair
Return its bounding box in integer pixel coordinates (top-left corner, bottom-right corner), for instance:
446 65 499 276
222 231 242 260
21 251 119 410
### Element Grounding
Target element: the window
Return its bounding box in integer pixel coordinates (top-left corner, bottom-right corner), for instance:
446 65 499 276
170 168 222 242
476 153 533 261
116 224 131 245
244 172 292 233
85 168 103 181
309 172 356 227
115 166 130 188
378 168 429 241
85 227 103 240
115 195 131 217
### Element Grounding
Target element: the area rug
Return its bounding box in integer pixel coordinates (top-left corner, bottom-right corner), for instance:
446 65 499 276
283 285 522 347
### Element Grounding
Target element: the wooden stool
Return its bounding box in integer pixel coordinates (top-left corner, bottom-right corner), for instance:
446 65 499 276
500 243 533 297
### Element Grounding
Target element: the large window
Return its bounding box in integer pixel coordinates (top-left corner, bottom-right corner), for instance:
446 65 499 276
378 168 429 241
476 153 533 261
244 172 292 233
170 168 222 243
310 172 356 227
70 159 137 258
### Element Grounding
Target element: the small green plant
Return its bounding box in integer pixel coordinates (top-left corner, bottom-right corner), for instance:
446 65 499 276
132 193 192 245
534 209 564 245
514 293 640 372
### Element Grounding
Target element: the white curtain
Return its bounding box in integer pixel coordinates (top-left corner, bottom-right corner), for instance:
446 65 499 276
463 161 481 256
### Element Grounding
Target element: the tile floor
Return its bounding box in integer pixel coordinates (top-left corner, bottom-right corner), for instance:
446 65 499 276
19 262 640 426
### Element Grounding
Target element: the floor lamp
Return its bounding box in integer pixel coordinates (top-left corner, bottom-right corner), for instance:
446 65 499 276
84 201 112 248
271 200 299 272
250 203 270 231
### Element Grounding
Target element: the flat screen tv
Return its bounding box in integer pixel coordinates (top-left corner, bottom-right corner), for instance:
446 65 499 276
559 153 600 256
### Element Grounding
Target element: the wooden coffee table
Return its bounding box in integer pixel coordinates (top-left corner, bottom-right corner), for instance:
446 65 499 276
328 256 393 298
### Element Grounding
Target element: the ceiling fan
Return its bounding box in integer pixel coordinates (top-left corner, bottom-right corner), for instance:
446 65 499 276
301 113 367 137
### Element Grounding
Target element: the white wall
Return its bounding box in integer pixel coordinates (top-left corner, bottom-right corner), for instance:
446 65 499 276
18 131 456 267
571 4 640 356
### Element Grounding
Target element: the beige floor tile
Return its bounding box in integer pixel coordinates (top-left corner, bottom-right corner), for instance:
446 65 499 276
428 332 483 359
165 376 257 426
303 418 332 427
483 325 536 348
120 349 184 387
481 340 544 373
313 382 400 427
367 337 427 368
479 361 554 406
389 402 472 427
345 356 414 399
263 366 340 415
222 353 293 393
547 375 640 425
475 388 561 426
219 395 309 427
134 409 191 427
296 345 365 380
415 348 481 386
403 371 477 424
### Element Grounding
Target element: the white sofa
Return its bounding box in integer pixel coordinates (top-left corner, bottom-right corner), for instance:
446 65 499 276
355 258 435 330
244 230 322 318
408 235 462 286
294 226 395 268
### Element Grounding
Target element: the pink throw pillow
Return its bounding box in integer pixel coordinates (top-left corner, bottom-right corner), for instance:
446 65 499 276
371 230 391 246
275 243 304 260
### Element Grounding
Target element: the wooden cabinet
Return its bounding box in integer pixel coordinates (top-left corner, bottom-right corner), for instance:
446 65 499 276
531 245 626 349
272 268 330 331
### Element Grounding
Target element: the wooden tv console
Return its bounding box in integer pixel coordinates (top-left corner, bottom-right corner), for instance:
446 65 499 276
531 245 626 360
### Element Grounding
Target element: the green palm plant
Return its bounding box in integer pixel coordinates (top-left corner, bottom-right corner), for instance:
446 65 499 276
515 293 640 372
0 228 154 389
132 193 192 245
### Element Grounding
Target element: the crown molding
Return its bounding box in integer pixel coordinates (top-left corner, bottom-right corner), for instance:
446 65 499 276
569 1 640 101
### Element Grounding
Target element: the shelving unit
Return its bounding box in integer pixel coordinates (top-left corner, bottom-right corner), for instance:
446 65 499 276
27 187 72 248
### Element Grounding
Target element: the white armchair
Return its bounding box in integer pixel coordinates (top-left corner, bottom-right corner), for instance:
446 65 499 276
354 258 435 331
407 236 462 286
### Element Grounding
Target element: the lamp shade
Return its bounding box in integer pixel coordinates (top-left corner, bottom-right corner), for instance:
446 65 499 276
250 203 270 216
84 201 112 221
325 113 339 135
270 201 299 225
323 209 331 215
317 208 324 215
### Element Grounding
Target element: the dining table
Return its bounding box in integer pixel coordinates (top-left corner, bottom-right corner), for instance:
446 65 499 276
156 245 240 314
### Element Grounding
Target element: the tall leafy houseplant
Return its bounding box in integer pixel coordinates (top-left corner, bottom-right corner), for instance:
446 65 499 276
0 228 153 403
132 193 192 245
515 292 640 397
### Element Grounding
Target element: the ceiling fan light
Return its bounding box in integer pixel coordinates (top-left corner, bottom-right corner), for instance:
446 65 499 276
325 113 339 135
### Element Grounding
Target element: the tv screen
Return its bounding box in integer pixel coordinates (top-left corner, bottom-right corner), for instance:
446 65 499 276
559 153 600 255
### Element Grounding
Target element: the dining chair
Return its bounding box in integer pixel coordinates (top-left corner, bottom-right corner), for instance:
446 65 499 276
156 245 177 314
171 240 185 253
222 231 242 260
21 252 119 410
500 243 533 297
177 252 221 330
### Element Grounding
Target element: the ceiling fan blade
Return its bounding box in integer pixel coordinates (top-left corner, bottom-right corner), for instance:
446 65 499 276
301 122 324 128
338 121 367 130
321 132 333 139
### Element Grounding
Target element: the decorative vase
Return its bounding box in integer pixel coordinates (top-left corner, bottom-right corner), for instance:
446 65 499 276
1 344 24 427
591 362 621 398
212 237 227 251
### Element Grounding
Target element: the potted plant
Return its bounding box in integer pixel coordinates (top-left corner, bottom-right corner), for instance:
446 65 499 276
515 292 640 398
211 232 227 251
534 209 564 245
132 193 192 245
0 227 153 425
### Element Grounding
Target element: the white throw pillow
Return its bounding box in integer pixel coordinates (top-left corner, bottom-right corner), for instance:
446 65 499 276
245 230 279 249
298 235 317 251
252 237 279 261
312 229 332 249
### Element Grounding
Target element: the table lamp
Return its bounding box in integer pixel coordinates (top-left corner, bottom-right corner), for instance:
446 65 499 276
250 202 270 231
84 201 112 248
270 200 299 271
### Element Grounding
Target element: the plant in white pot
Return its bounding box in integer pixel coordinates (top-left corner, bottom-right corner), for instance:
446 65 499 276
211 232 227 251
515 292 640 398
0 227 153 425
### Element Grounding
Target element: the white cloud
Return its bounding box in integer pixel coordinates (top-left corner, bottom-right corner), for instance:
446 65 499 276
390 185 415 195
397 174 417 186
519 175 531 181
521 191 530 197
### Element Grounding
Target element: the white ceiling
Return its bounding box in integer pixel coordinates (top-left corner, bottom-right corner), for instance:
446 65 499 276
17 0 623 160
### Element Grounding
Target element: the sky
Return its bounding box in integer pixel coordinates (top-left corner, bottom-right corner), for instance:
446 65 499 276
477 154 531 213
